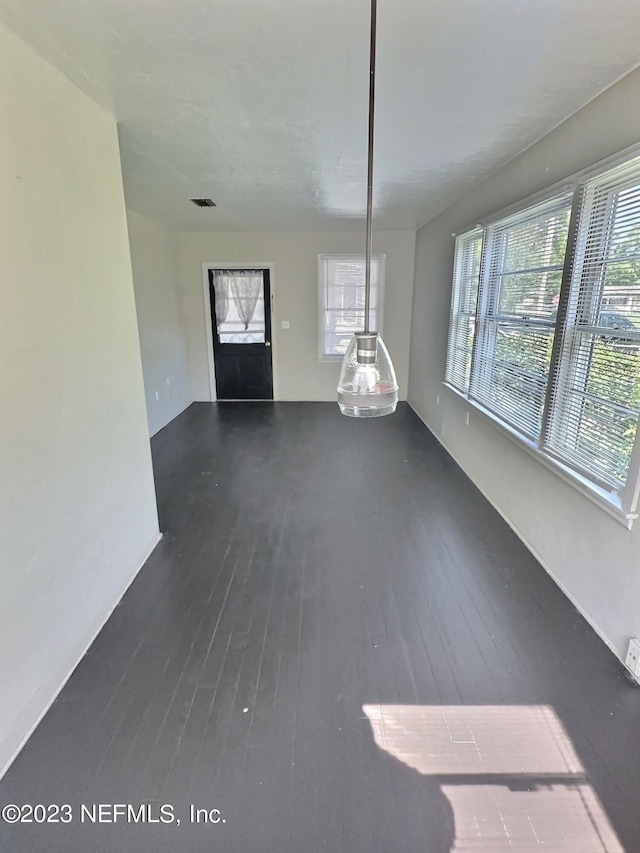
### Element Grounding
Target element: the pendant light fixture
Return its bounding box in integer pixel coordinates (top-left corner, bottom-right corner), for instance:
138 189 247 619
337 0 398 418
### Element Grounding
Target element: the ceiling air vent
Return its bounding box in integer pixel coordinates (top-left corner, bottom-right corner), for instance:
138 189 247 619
191 198 216 207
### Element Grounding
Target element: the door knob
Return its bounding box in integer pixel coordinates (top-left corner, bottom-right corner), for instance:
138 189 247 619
265 341 271 347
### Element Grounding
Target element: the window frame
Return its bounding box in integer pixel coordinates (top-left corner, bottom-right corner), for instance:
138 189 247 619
445 150 640 528
445 228 483 394
317 254 386 362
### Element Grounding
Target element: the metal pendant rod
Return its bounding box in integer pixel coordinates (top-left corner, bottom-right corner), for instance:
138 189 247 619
364 0 377 334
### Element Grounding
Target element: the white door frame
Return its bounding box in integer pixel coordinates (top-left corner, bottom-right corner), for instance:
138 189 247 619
201 262 277 401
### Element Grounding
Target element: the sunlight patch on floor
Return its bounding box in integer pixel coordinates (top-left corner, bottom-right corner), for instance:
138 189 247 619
363 704 622 852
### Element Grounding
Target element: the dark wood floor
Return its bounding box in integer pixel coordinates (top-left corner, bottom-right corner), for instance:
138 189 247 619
1 402 639 852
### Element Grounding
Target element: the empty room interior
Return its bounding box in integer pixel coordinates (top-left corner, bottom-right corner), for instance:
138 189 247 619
3 1 640 850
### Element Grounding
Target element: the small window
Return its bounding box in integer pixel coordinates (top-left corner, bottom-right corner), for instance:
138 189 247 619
318 255 385 359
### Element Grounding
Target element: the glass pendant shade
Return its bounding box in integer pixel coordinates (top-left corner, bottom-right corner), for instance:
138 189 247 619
337 332 398 418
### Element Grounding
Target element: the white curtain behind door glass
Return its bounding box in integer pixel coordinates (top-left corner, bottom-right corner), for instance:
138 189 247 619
229 271 262 329
212 270 265 343
212 273 230 323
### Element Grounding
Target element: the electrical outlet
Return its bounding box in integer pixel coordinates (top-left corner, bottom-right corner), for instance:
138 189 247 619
155 391 159 401
625 638 640 677
281 320 290 329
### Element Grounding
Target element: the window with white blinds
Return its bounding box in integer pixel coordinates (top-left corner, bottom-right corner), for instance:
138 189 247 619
445 229 482 392
445 149 640 522
545 157 640 494
318 255 384 358
470 194 572 439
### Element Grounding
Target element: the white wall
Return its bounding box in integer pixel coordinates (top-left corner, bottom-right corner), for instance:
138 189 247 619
0 24 160 775
127 210 191 436
180 230 416 401
409 66 640 663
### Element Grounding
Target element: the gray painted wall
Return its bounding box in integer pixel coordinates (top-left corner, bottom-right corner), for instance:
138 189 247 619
409 66 640 663
0 23 160 776
180 230 416 402
128 210 191 436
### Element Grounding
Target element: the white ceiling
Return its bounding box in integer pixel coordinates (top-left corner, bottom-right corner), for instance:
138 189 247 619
2 0 640 231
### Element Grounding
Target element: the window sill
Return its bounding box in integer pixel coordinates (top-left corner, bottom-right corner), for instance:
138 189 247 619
442 382 637 530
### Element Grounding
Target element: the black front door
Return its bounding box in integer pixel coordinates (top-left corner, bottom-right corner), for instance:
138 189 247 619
209 268 273 400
